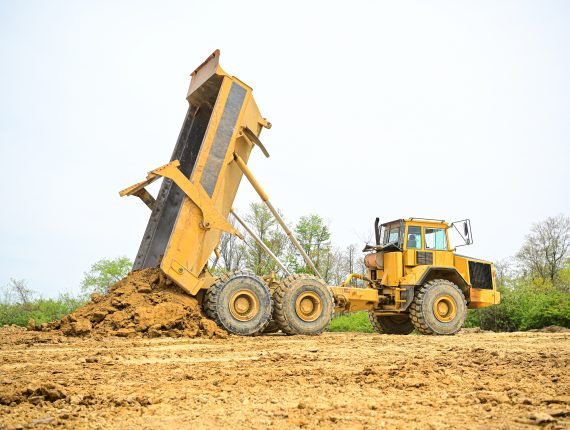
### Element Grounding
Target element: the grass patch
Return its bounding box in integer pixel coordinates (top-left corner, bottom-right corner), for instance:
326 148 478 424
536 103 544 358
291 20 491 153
327 312 374 333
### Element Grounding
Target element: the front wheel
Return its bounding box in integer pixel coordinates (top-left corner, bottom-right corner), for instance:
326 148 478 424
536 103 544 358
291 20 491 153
409 279 466 335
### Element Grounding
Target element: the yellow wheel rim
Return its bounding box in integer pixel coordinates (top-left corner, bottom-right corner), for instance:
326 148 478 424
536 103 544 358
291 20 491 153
295 291 322 322
229 290 260 321
433 294 457 322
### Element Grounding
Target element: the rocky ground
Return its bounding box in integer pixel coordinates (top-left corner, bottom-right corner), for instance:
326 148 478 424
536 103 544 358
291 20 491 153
1 326 569 429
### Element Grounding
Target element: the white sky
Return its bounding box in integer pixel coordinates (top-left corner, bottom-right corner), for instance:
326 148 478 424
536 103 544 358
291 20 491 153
1 1 569 297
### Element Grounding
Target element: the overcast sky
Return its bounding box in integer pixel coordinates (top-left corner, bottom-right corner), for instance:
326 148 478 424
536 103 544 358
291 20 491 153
1 1 569 297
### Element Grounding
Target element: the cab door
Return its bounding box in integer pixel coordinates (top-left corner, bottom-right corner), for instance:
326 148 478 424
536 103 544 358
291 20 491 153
404 225 422 266
424 227 453 266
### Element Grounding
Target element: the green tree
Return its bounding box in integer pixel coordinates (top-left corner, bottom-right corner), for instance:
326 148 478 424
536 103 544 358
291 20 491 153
516 214 570 288
466 252 570 331
293 214 331 276
80 256 132 295
4 278 35 306
243 203 288 276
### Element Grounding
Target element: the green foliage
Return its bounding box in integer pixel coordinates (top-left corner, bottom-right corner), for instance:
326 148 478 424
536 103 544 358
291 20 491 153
327 312 374 333
0 256 130 327
465 276 570 331
0 286 86 327
515 214 569 284
0 297 85 327
296 215 331 249
81 256 132 295
243 203 288 276
466 215 570 332
559 264 570 292
293 214 332 275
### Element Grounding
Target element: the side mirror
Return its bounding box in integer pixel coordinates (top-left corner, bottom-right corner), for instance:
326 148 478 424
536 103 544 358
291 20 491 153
451 219 473 247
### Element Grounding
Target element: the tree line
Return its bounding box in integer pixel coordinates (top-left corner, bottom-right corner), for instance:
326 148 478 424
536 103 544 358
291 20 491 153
214 203 366 285
1 209 568 331
466 214 569 331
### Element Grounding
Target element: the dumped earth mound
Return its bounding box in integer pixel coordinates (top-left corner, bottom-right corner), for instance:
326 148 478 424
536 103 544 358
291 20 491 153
30 268 227 339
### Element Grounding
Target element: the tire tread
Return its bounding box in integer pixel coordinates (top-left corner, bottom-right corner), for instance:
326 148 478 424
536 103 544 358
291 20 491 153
204 271 272 336
409 279 466 335
273 274 333 335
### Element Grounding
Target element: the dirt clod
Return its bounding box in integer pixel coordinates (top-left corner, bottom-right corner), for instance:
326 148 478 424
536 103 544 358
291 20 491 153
29 417 55 426
529 412 556 424
62 319 92 335
30 268 227 339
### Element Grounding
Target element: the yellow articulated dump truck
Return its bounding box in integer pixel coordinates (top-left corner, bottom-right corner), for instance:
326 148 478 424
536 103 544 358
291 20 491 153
120 51 500 336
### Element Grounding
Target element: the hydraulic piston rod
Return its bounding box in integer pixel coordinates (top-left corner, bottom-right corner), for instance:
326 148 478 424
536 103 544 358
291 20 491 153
230 208 291 276
233 153 323 279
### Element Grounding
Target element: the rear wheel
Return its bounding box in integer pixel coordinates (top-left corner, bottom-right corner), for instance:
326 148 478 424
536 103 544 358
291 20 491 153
261 320 280 334
273 274 334 335
409 279 466 335
368 313 415 334
262 281 281 333
204 272 272 336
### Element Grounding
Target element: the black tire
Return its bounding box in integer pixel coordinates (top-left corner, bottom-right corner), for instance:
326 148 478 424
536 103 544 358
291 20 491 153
204 271 272 336
368 313 415 335
409 279 467 335
273 274 334 335
262 320 280 334
262 281 281 334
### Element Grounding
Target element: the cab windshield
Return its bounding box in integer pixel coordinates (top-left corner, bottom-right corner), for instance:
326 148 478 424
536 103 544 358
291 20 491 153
382 223 403 246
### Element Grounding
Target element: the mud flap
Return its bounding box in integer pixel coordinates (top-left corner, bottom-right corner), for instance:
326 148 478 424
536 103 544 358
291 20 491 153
397 286 415 311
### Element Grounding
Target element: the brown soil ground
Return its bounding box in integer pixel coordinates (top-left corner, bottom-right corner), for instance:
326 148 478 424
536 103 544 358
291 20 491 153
1 327 569 430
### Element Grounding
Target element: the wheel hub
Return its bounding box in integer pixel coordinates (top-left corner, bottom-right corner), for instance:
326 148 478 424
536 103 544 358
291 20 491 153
295 292 322 322
433 294 457 322
229 289 259 321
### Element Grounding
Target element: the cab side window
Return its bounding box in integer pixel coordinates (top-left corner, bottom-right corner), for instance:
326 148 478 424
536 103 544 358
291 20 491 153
407 226 421 249
425 228 447 250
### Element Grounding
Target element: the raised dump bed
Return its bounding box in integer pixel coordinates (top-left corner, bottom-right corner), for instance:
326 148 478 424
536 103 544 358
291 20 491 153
121 50 271 297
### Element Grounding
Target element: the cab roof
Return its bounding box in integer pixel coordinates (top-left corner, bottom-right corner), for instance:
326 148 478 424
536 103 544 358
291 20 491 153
381 218 450 228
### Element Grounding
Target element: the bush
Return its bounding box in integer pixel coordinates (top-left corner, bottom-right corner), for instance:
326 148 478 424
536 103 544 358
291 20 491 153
465 279 570 332
0 256 131 327
509 283 570 330
0 278 87 327
0 294 86 327
327 312 374 333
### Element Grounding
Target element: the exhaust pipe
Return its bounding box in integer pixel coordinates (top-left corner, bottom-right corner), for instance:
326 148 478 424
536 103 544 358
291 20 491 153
374 217 380 245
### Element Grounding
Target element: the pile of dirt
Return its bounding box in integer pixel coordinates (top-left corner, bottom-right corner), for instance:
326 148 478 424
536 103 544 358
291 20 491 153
29 268 227 339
